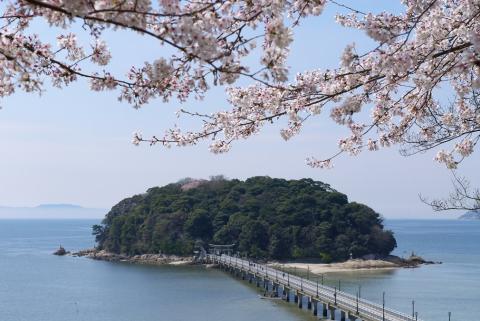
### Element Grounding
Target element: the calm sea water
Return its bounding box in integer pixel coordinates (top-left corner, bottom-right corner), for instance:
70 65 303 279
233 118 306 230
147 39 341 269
0 219 478 321
326 220 480 321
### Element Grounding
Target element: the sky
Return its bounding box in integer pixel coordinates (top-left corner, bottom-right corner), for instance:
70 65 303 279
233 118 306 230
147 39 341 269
0 1 478 219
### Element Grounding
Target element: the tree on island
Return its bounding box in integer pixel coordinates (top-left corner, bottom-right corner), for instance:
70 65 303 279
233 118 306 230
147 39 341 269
1 1 479 209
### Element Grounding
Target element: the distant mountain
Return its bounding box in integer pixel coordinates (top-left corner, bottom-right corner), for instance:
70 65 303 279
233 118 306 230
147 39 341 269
459 210 480 220
0 203 106 219
35 204 84 209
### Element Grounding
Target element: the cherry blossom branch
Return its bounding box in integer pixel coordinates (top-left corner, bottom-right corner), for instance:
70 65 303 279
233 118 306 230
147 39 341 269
143 1 480 172
420 171 480 211
1 0 480 179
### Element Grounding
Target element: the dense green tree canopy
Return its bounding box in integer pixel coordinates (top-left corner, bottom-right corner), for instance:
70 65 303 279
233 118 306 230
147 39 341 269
93 177 396 261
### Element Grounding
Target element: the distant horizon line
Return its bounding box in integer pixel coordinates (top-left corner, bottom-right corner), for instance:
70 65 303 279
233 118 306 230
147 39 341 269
0 217 467 221
0 203 107 210
0 203 467 220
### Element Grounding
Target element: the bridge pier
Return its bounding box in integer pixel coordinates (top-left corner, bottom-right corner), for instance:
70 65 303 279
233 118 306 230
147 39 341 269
340 310 346 321
322 303 328 317
285 287 290 302
328 304 336 320
312 299 318 316
307 296 312 310
297 292 303 309
294 292 298 303
347 311 357 321
256 276 260 287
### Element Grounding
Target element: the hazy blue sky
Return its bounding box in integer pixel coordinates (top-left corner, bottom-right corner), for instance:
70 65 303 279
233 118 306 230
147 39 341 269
1 1 478 219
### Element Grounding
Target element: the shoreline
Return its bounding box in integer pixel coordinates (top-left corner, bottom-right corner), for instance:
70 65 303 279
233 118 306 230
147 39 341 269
65 249 439 273
268 255 440 274
71 248 194 266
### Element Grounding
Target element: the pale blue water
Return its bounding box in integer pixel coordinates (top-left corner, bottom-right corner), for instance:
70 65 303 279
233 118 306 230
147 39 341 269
322 220 480 321
0 220 478 321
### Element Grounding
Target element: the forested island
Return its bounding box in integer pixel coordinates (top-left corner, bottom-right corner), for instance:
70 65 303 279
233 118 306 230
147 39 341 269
459 210 480 220
92 177 396 262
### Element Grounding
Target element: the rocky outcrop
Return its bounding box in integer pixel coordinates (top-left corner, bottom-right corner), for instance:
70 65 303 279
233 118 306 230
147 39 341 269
384 254 439 267
72 249 193 266
53 246 69 256
360 252 439 267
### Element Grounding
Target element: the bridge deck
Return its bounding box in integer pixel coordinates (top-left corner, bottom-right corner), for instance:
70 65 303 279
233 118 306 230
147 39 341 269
209 254 421 321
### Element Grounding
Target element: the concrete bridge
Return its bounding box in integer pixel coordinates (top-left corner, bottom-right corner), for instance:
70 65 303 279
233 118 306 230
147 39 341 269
207 254 422 321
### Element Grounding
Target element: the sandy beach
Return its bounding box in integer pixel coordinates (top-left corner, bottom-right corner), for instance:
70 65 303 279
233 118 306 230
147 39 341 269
269 259 400 274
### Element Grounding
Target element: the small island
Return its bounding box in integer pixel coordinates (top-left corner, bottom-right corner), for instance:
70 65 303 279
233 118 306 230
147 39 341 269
459 210 480 220
90 176 398 265
53 245 69 256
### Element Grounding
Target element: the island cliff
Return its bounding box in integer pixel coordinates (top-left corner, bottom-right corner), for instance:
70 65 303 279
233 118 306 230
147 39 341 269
92 177 397 262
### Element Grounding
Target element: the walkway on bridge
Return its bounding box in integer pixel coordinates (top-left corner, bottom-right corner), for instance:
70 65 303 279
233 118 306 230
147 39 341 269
208 254 422 321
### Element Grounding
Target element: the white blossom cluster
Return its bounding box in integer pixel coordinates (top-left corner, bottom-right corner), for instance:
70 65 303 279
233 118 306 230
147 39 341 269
143 0 480 171
1 0 479 171
0 0 325 108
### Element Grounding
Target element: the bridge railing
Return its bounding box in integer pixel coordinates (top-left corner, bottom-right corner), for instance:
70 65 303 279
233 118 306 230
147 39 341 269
209 254 422 321
282 267 415 321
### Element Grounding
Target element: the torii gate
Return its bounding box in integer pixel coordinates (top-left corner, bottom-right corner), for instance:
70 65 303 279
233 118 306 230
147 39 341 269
208 244 235 256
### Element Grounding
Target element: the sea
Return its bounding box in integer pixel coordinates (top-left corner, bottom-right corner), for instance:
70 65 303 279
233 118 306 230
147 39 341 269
0 219 478 321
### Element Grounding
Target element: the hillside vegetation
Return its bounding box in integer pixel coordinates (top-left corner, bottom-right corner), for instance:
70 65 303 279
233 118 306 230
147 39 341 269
93 177 396 262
